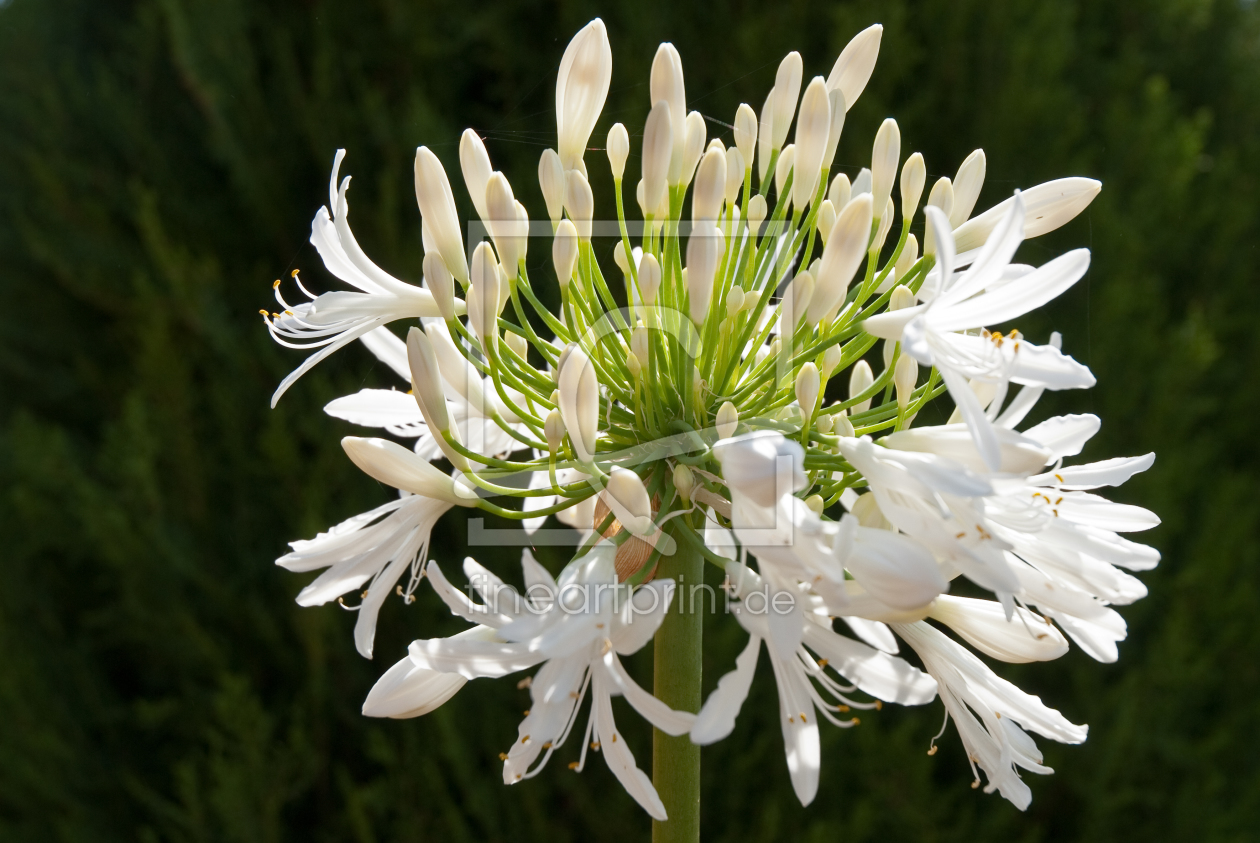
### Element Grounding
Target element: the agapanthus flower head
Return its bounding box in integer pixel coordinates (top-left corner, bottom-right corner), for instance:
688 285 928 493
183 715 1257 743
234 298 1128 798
263 16 1157 826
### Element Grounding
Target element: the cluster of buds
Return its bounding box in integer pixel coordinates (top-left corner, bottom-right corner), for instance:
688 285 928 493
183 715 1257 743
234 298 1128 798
264 18 1158 820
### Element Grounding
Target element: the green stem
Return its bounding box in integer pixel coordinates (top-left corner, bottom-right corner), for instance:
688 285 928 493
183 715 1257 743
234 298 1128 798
652 513 703 843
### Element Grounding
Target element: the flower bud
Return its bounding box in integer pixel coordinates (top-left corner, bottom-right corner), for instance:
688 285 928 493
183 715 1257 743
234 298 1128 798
816 200 837 245
538 148 566 225
725 286 745 318
642 100 672 218
626 352 642 380
823 88 847 170
852 167 872 197
779 270 814 335
673 463 695 504
815 413 834 434
613 239 632 276
792 77 831 209
772 51 803 151
556 19 612 172
686 222 724 325
872 196 895 252
894 352 918 411
805 494 825 515
923 177 954 256
829 172 851 210
882 337 896 370
757 89 775 184
724 146 745 207
692 365 705 408
822 343 843 378
469 242 501 352
835 409 856 437
414 146 468 284
734 102 758 167
650 43 687 184
605 467 654 536
747 194 768 237
953 178 1102 254
692 147 727 223
544 408 565 454
826 24 883 111
810 193 873 324
795 362 821 417
606 122 630 180
564 169 594 241
774 143 795 203
558 345 599 463
892 233 918 282
849 359 874 413
423 252 456 321
638 253 662 306
459 129 493 221
716 401 739 439
900 152 926 221
870 118 900 220
405 326 449 433
890 284 917 311
949 148 986 228
552 219 579 288
631 326 650 370
486 172 524 270
681 110 707 187
741 290 760 313
505 330 528 362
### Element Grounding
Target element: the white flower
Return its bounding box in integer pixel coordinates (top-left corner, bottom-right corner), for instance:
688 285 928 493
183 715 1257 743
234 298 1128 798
864 197 1095 469
894 620 1087 810
556 19 612 173
692 556 937 805
403 546 695 819
265 150 453 406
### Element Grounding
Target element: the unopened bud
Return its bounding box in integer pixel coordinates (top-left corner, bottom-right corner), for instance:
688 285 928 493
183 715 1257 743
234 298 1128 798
872 197 895 252
538 148 565 225
641 100 672 216
692 365 704 406
626 352 642 379
894 352 918 411
849 359 874 413
805 495 825 515
890 233 919 287
638 253 662 306
607 467 653 536
758 89 775 184
613 240 632 276
852 167 872 197
741 289 760 313
693 147 727 223
772 51 804 150
631 326 649 370
725 286 745 318
816 200 837 245
775 144 796 204
716 401 738 439
792 76 831 209
779 270 814 335
900 152 926 221
795 362 821 417
890 284 917 311
469 242 501 351
870 119 900 218
734 102 758 168
822 343 843 378
607 122 630 180
747 194 768 237
809 193 873 324
835 409 856 438
505 331 528 362
724 147 745 207
564 169 594 241
681 111 707 188
686 223 725 325
558 345 599 462
815 413 834 434
423 253 456 320
552 219 579 288
923 176 954 257
829 172 851 210
459 129 493 222
544 409 565 454
950 149 986 228
673 463 695 504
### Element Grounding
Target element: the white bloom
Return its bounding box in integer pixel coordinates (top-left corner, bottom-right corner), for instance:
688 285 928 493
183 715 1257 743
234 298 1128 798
556 19 612 172
406 546 695 819
266 150 451 406
414 146 469 285
826 24 883 110
894 620 1087 810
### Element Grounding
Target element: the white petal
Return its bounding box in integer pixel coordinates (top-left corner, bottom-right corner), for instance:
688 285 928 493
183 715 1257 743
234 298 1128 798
592 673 669 820
408 636 543 679
601 649 696 736
1031 453 1155 490
930 595 1069 663
1022 414 1100 460
691 634 762 744
839 617 899 654
324 389 426 436
611 580 676 655
802 624 937 705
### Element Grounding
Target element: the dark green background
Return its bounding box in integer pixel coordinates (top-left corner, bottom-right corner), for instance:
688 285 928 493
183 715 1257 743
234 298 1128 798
1 0 1257 840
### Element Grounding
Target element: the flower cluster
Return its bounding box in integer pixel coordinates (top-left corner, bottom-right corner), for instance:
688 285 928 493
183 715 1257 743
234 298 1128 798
264 19 1158 818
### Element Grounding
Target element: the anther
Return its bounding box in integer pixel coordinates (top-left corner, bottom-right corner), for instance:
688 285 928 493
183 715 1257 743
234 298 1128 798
498 752 508 761
542 741 552 749
927 745 939 756
523 709 531 716
875 700 883 711
521 735 530 744
838 705 850 713
273 279 281 289
817 659 829 668
590 742 600 750
971 780 980 789
291 269 300 278
517 676 533 690
568 761 580 770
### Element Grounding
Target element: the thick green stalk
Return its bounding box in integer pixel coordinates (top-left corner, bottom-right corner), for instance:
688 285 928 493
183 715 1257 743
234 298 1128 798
652 514 703 843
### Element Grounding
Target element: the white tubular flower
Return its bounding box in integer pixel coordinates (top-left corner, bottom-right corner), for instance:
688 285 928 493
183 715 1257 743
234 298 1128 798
686 222 724 325
870 118 900 220
953 177 1101 257
809 193 873 323
459 129 493 221
849 359 874 413
552 218 579 288
605 467 654 536
642 100 673 218
772 51 804 151
651 43 687 183
607 122 630 180
414 146 469 285
538 148 566 225
486 172 526 271
558 344 599 462
692 147 727 223
827 24 883 110
950 148 987 228
823 89 847 171
692 557 936 806
266 151 452 406
816 200 837 245
929 595 1069 663
734 102 758 167
901 152 926 221
468 242 501 352
895 620 1087 811
408 547 695 820
864 198 1094 470
829 172 852 210
556 18 612 172
564 169 595 241
682 110 707 188
792 77 831 209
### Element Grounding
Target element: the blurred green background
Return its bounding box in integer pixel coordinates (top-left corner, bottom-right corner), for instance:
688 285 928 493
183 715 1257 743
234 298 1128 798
1 0 1258 840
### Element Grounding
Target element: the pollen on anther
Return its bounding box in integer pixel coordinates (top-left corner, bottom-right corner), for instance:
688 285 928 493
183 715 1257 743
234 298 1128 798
517 676 533 690
591 741 601 750
498 752 508 761
971 780 980 789
568 761 580 770
927 745 939 756
875 700 883 711
1055 473 1064 482
272 279 281 289
523 709 531 716
817 658 829 668
291 268 300 278
851 717 860 726
838 705 850 713
542 741 552 749
520 735 530 744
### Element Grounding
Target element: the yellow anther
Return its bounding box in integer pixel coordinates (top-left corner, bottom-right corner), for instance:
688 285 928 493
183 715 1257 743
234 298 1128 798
521 735 530 744
851 717 860 725
927 745 939 756
817 658 829 668
542 741 552 749
1055 473 1065 482
568 761 580 770
875 700 883 711
612 734 618 743
291 268 300 278
523 709 531 716
516 676 532 690
498 752 508 761
273 279 281 289
971 780 980 789
590 741 600 750
838 705 850 713
800 712 808 723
